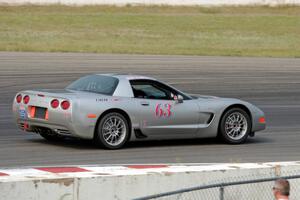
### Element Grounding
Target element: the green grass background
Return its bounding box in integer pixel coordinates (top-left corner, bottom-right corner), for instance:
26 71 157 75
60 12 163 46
0 5 299 57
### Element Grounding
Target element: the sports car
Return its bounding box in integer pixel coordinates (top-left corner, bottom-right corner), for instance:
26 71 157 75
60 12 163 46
12 74 266 149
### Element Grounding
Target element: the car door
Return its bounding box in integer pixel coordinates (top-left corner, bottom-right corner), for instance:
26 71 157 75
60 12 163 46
130 79 200 138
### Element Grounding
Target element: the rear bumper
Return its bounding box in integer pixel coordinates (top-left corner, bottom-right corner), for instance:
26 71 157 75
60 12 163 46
13 91 98 139
13 104 95 140
17 119 74 136
15 116 95 140
14 112 96 141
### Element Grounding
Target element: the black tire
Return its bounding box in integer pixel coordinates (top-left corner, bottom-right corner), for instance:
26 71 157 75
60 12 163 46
40 132 64 142
95 112 129 149
219 108 251 144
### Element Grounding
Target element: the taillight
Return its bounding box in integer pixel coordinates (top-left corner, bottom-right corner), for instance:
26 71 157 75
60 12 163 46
51 99 59 108
61 100 70 110
23 95 30 104
16 94 22 103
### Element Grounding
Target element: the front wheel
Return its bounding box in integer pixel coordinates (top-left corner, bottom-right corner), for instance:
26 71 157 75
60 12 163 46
219 108 251 144
95 112 129 149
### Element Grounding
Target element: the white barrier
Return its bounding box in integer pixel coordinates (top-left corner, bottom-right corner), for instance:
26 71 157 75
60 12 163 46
0 0 300 6
1 162 300 200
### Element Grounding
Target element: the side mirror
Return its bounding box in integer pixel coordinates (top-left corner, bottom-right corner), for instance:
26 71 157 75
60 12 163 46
175 95 184 103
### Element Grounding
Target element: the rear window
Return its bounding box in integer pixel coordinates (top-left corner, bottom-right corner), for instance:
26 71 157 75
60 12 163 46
66 75 119 95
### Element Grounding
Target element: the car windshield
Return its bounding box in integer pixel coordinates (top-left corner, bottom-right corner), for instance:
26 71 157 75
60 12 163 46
66 75 119 95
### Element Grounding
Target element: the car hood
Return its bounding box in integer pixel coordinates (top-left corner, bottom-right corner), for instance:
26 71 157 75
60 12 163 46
195 95 220 99
190 94 221 100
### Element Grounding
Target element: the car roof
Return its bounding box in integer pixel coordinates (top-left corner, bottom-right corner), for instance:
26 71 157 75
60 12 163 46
96 73 157 81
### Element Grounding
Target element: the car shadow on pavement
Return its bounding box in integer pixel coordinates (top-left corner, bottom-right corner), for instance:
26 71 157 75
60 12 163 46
125 136 272 149
28 136 99 150
27 134 273 150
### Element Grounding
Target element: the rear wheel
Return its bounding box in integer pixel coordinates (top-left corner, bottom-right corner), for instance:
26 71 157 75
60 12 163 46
95 112 129 149
219 108 251 144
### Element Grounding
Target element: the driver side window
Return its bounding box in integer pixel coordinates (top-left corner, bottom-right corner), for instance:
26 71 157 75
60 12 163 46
130 80 174 100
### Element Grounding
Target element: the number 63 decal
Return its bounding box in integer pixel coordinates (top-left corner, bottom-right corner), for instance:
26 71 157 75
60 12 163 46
155 103 172 117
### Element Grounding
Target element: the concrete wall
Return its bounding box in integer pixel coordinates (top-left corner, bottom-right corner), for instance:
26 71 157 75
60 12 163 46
0 0 300 6
0 162 300 200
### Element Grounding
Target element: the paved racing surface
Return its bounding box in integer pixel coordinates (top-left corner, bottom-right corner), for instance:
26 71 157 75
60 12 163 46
0 52 299 167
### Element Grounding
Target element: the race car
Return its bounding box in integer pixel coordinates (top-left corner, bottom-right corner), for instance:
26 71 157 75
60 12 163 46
12 74 266 149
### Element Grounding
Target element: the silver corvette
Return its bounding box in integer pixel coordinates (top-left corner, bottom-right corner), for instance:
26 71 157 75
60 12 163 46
13 74 266 149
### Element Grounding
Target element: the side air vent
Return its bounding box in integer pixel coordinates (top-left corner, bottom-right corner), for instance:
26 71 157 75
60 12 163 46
134 129 147 139
206 114 214 124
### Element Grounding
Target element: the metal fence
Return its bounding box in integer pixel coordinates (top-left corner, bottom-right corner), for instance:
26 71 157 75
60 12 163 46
134 174 300 200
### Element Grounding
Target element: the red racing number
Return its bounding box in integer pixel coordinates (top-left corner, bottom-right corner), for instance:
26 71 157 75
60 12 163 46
155 103 172 117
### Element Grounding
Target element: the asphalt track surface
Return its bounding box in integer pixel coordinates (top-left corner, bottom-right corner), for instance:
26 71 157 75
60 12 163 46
0 52 300 167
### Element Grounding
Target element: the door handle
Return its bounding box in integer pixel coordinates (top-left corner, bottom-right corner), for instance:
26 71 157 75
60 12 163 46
140 101 149 106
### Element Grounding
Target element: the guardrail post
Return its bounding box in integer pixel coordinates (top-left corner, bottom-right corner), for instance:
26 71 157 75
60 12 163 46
219 186 224 200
